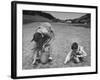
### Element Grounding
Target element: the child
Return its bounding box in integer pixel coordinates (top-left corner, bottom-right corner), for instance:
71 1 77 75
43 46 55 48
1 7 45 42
31 22 55 65
64 42 87 64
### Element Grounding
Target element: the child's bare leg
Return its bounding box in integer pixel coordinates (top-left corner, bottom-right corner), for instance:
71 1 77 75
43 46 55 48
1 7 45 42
32 53 37 65
32 49 39 65
48 45 53 62
73 57 80 63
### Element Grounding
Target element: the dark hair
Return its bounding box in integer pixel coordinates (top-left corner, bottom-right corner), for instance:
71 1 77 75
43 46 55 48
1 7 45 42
71 42 78 50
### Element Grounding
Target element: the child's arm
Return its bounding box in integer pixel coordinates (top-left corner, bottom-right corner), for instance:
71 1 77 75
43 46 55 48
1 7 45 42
81 47 87 57
48 30 55 45
64 50 72 64
77 46 87 57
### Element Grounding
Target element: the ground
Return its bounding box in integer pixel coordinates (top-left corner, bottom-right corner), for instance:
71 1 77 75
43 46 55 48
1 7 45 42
22 22 91 69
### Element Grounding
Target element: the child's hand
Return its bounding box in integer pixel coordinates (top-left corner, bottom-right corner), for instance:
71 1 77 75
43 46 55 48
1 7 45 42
77 55 82 57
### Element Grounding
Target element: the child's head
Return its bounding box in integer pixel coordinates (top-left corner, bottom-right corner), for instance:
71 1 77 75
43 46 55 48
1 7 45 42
71 42 78 51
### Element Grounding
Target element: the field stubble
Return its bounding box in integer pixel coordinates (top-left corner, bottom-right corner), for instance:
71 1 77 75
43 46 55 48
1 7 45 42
22 22 91 69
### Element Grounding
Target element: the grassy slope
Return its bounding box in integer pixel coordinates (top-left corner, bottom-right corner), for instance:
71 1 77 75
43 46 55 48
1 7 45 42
22 22 91 69
23 15 52 24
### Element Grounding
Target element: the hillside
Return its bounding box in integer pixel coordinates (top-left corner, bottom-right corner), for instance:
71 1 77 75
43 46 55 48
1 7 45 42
72 14 91 24
23 10 57 24
23 15 53 24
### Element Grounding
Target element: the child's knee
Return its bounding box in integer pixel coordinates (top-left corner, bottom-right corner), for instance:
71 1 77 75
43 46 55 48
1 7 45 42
73 57 80 63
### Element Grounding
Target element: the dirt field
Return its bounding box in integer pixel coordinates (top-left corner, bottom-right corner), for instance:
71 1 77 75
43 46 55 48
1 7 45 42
22 22 91 69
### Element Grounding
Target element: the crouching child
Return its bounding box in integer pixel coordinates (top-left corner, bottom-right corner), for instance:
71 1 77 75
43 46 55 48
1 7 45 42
31 22 55 65
64 42 87 64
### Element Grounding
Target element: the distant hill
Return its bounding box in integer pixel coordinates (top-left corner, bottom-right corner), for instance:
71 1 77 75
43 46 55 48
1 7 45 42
71 14 91 24
23 15 53 24
65 14 91 28
23 10 57 24
23 10 91 26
